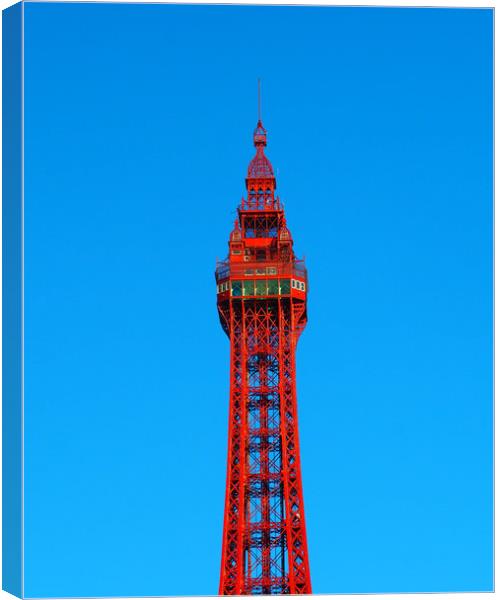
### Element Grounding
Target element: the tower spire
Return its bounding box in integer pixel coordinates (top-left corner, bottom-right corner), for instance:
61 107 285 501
250 80 271 183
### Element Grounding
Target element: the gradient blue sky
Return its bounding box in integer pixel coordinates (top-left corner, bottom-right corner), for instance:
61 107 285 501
23 3 492 597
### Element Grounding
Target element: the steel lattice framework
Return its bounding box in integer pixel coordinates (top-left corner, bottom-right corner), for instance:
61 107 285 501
215 120 311 595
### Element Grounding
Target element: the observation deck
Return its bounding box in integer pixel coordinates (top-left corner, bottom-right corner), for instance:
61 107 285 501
215 259 307 298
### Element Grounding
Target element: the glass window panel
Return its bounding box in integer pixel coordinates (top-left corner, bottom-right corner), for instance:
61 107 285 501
267 279 279 295
255 280 267 295
232 280 242 296
280 279 291 294
243 280 254 296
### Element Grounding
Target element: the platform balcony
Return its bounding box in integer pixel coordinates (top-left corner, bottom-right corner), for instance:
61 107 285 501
215 258 307 283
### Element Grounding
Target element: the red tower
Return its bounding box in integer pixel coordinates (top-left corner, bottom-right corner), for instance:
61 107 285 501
216 119 312 595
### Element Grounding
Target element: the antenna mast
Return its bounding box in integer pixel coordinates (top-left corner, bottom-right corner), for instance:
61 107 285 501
258 78 262 121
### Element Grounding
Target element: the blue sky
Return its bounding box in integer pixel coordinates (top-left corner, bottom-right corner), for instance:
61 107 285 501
23 3 492 596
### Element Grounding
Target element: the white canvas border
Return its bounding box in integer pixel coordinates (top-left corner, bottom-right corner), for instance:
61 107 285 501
0 1 493 599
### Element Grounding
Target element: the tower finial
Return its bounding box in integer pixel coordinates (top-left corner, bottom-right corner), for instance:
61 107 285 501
258 78 261 122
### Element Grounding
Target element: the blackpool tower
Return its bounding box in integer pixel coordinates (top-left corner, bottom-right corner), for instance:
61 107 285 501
215 116 312 595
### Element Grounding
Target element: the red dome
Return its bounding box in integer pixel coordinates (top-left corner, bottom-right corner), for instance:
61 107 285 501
247 120 274 179
247 149 274 179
